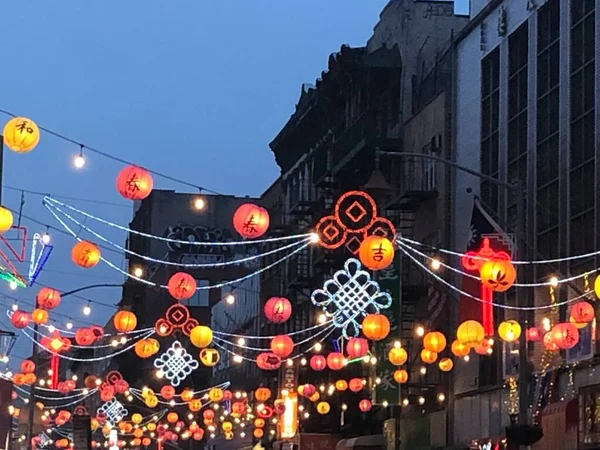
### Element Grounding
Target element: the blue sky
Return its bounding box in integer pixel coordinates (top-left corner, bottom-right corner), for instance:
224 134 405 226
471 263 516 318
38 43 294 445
0 0 468 365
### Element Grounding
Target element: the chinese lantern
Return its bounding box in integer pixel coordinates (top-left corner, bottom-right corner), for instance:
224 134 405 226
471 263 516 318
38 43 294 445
438 357 454 372
474 339 493 355
423 331 447 353
498 320 521 343
335 380 348 391
116 165 153 200
270 335 294 358
233 203 270 239
388 347 408 366
346 337 369 359
74 328 94 346
145 395 158 408
135 338 160 358
595 274 600 299
158 385 174 400
255 387 271 402
167 272 196 301
571 301 595 324
131 413 142 425
71 241 101 268
327 352 344 370
113 311 137 333
310 355 327 371
420 349 438 364
362 314 390 341
10 310 29 329
551 323 579 349
255 418 265 428
31 308 48 325
349 378 364 392
254 429 264 439
200 348 220 367
223 390 233 401
181 389 194 402
358 236 395 271
456 320 485 347
34 287 61 311
189 398 203 412
358 399 372 412
264 297 292 323
451 340 470 357
203 410 215 421
83 375 98 389
142 438 152 446
192 431 204 441
300 384 316 397
20 360 35 374
232 401 246 415
256 352 282 370
526 327 542 342
167 413 178 424
393 369 408 384
316 401 330 415
190 325 213 348
479 260 517 292
222 421 233 432
209 388 223 403
543 332 559 351
3 117 40 153
0 207 12 234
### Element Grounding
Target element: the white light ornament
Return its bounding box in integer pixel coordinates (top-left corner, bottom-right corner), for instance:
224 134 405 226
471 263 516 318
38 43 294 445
311 258 392 338
153 341 199 387
97 398 128 428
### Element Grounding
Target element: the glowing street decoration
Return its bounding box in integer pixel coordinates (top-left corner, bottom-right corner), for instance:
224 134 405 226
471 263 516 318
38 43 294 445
311 258 392 338
97 398 128 428
0 226 27 288
29 233 53 286
279 392 298 439
153 341 199 387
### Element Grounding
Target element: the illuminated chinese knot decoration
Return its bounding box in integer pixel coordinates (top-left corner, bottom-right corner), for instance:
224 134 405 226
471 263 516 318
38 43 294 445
311 258 393 338
155 303 199 337
154 341 199 387
97 398 128 428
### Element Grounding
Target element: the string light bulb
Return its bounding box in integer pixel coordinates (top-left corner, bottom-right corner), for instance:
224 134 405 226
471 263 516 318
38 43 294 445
431 258 441 270
194 197 206 211
133 266 143 278
83 303 91 316
415 325 425 337
317 313 327 324
66 320 73 330
74 146 86 169
11 303 18 311
8 282 17 291
225 294 235 305
550 276 559 288
42 231 51 244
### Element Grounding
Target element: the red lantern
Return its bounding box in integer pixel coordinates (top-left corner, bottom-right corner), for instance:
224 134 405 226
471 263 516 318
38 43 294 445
36 288 61 310
310 355 327 371
232 402 246 415
233 203 270 239
193 430 204 441
100 385 115 402
543 332 559 351
301 384 316 397
526 327 542 342
20 360 35 374
223 390 233 401
358 399 372 412
349 378 364 393
571 302 595 324
75 328 95 346
113 379 129 394
551 323 579 349
167 272 196 301
346 337 369 359
326 352 345 370
116 165 153 200
270 335 294 358
160 385 175 400
11 311 29 329
264 297 292 323
256 352 282 370
203 410 214 421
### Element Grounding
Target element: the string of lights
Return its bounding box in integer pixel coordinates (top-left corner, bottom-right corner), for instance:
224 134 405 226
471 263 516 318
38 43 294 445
212 320 330 340
13 384 99 401
28 324 153 350
2 184 132 209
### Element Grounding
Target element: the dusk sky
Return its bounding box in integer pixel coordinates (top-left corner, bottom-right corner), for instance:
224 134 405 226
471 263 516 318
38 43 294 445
0 0 469 365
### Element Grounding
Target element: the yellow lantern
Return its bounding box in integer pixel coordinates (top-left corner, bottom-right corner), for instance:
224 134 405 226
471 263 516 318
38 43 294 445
451 340 470 357
309 392 320 402
0 207 13 233
420 349 438 364
222 421 233 432
90 418 99 431
316 401 330 415
254 418 265 428
189 399 202 412
3 117 40 153
209 388 224 403
438 357 454 372
479 260 516 292
102 424 112 435
224 431 234 440
335 380 348 391
423 331 447 353
200 348 220 367
595 274 600 299
190 325 213 348
141 387 154 399
388 347 408 366
456 320 485 347
393 369 408 383
147 423 156 432
167 412 178 423
131 413 143 425
498 320 521 343
145 395 158 408
181 389 194 402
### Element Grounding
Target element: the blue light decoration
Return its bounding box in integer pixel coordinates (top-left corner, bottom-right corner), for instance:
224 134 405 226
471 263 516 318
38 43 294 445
311 258 393 338
29 233 53 286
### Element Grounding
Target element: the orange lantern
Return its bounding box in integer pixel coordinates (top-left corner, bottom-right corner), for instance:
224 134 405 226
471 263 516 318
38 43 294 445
135 338 159 358
362 314 390 341
167 412 178 423
349 378 364 392
233 203 270 239
31 308 48 325
423 331 447 353
84 375 97 388
571 302 595 324
167 272 196 301
456 320 485 347
254 418 265 428
142 438 151 446
479 260 517 292
133 429 143 439
116 165 153 200
420 349 438 364
255 388 271 402
71 241 101 268
270 335 294 358
358 236 395 271
181 389 194 402
188 399 202 412
254 429 264 439
474 340 493 355
438 357 454 372
551 323 579 349
393 369 408 384
113 311 137 333
327 352 345 370
13 374 26 385
23 373 36 385
10 311 29 329
451 340 470 357
388 347 408 366
346 337 369 359
335 380 348 391
36 288 61 310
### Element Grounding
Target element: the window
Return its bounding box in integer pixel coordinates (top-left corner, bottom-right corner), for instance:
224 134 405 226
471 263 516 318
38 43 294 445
188 280 209 307
481 48 500 215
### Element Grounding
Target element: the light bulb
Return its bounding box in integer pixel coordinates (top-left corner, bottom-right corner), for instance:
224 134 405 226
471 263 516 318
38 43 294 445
309 232 320 244
393 340 402 349
8 282 17 291
66 321 73 330
314 343 322 352
416 325 425 337
420 366 427 375
194 198 206 211
300 358 307 366
437 393 446 402
47 325 56 333
382 400 389 407
237 338 246 346
83 304 91 316
431 258 441 270
11 303 18 311
133 267 143 278
317 313 327 324
225 294 235 305
550 276 559 287
42 233 51 245
74 153 86 169
286 359 293 367
418 396 425 405
233 355 243 363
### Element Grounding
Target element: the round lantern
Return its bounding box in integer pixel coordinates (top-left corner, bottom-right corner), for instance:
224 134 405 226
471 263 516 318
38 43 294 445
233 203 270 239
209 388 224 403
388 347 408 366
254 429 264 439
451 340 470 357
160 385 175 400
71 241 101 268
438 357 454 372
145 395 158 408
393 369 409 384
113 311 137 333
349 378 364 392
595 274 600 299
346 337 369 359
335 380 348 391
20 360 35 374
131 414 142 425
358 236 395 271
420 349 438 364
264 297 292 323
75 328 95 346
222 421 233 432
526 327 542 342
31 308 48 325
327 352 345 370
11 310 29 329
479 260 517 292
135 338 160 358
255 387 271 402
254 418 265 428
192 431 204 442
3 117 40 153
232 401 246 415
200 348 220 367
474 340 493 355
316 401 330 415
498 320 521 343
543 332 559 351
189 399 202 412
270 335 294 357
358 399 372 412
36 287 61 310
571 302 595 324
423 331 447 353
310 355 327 371
0 207 12 234
256 351 282 371
362 314 390 341
167 272 196 301
180 389 194 402
551 323 579 350
456 320 485 347
116 165 153 200
167 413 178 424
190 326 213 348
301 384 316 397
203 410 215 421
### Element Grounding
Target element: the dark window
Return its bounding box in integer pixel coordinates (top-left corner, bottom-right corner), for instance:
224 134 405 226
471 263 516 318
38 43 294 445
481 48 500 214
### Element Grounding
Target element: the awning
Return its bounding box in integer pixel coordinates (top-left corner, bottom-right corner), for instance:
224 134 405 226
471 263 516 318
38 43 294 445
336 435 385 450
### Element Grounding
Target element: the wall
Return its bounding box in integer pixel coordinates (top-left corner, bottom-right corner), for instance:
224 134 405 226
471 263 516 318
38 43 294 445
453 388 509 445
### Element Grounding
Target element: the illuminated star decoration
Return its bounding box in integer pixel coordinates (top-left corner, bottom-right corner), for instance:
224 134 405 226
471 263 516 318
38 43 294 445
28 232 53 286
153 341 199 387
311 258 393 338
97 398 128 428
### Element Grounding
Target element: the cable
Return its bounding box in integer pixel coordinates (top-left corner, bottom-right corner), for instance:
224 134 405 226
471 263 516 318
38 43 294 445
2 185 132 209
